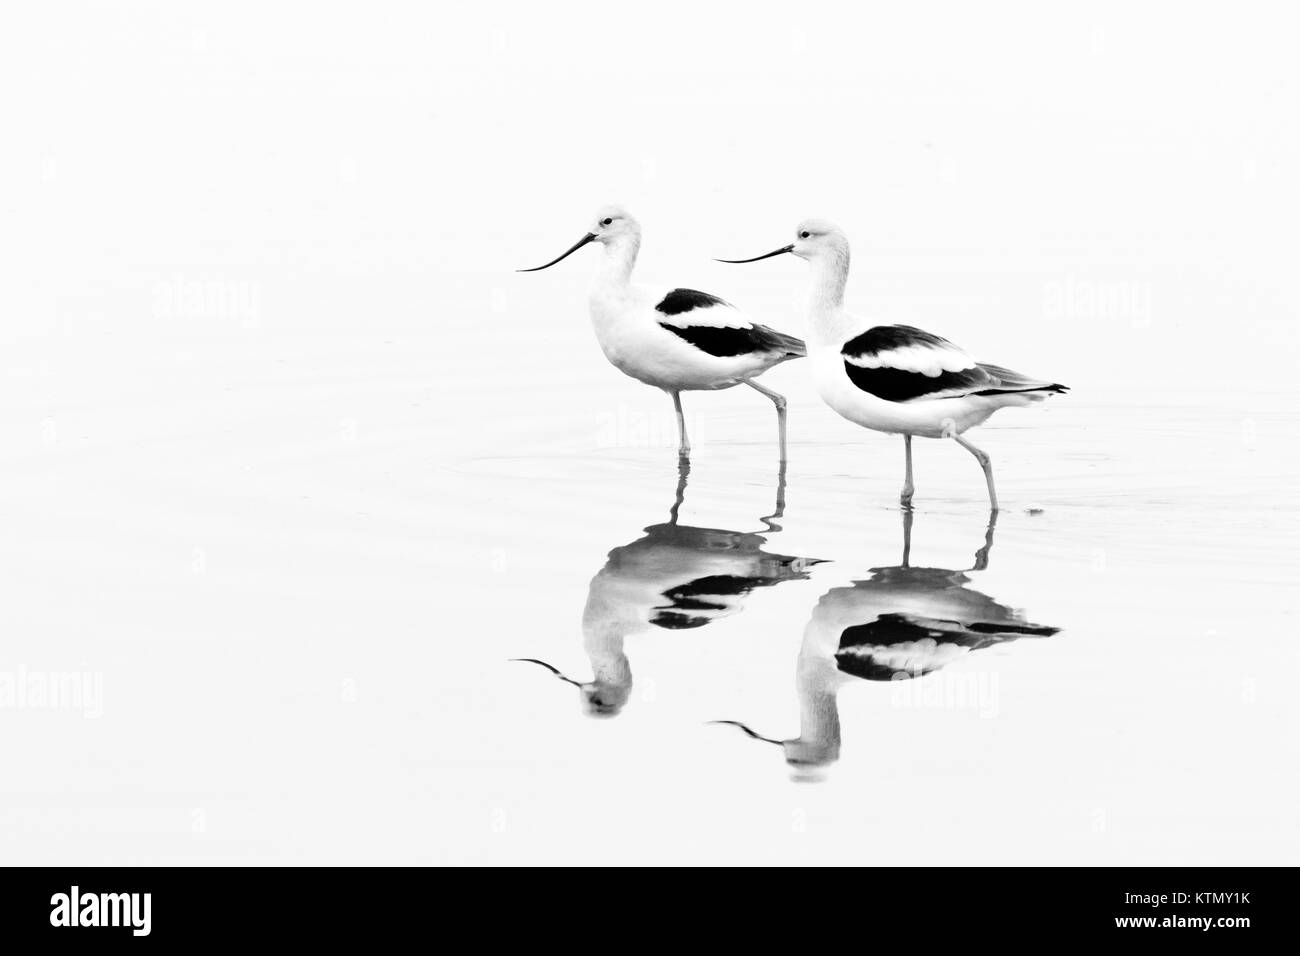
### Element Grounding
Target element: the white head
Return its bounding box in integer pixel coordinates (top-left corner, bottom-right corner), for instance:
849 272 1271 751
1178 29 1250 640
589 204 638 243
782 737 840 779
710 721 840 781
510 657 633 718
789 218 849 261
518 204 640 272
716 217 850 267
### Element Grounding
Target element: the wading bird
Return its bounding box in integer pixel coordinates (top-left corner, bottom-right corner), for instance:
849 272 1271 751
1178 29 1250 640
520 206 806 460
513 460 820 716
720 221 1067 509
714 510 1060 777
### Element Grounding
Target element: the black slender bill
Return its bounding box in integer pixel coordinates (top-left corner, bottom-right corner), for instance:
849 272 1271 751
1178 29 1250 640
709 720 783 745
510 658 584 687
517 233 597 272
715 243 794 264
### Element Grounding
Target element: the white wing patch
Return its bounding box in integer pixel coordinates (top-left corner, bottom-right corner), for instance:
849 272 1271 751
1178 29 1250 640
844 342 976 377
656 301 753 331
838 639 969 672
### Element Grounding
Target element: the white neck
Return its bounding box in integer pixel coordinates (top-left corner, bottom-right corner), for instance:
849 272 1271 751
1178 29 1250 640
584 624 631 691
805 247 854 347
794 657 842 758
591 232 640 293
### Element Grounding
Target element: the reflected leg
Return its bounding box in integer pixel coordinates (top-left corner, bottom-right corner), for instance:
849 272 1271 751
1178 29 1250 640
953 433 998 511
971 509 998 571
743 379 788 462
668 456 690 525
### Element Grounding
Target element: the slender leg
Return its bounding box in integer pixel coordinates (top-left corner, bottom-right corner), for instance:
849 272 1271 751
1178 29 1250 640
743 379 789 462
772 457 787 520
900 507 914 568
670 390 690 459
900 434 915 509
952 433 998 512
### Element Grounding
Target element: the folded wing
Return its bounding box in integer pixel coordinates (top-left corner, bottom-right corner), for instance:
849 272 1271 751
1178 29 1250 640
656 288 806 359
842 325 1066 402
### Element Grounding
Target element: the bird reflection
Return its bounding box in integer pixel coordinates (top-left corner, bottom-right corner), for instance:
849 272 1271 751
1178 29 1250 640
514 460 821 716
716 510 1060 777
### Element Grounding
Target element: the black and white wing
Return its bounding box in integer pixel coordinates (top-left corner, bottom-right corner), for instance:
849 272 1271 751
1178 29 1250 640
835 610 1060 681
842 325 1066 402
655 289 805 359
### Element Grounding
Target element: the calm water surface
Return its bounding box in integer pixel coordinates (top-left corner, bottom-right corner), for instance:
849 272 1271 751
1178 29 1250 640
3 314 1296 865
441 308 1298 864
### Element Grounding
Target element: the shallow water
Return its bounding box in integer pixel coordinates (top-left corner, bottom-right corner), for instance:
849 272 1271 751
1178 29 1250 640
4 310 1296 865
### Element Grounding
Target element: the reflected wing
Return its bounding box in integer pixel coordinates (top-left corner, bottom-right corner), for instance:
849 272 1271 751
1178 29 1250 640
835 612 1059 680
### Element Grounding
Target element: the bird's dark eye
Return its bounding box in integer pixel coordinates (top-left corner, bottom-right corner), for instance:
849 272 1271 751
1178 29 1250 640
800 231 811 239
601 217 613 226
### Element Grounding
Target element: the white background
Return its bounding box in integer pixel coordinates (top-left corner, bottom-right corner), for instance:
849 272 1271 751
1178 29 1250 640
2 2 1297 864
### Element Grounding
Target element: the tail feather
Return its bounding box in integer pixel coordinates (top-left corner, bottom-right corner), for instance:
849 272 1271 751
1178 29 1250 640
757 325 807 358
976 363 1068 395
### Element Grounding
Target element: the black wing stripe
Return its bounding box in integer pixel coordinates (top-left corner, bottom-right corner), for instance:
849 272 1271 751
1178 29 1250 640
649 574 760 630
834 612 1055 681
661 322 806 359
842 324 955 357
835 614 957 681
843 363 991 402
842 324 986 400
655 288 730 315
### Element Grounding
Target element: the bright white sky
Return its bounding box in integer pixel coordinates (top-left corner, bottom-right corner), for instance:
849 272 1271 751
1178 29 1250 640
4 3 1296 341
